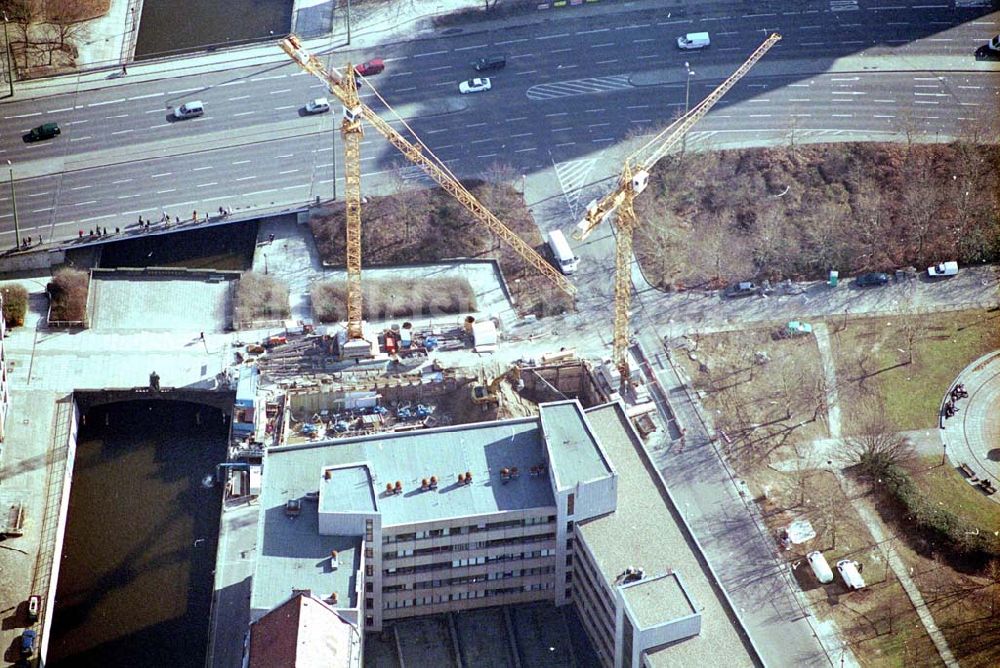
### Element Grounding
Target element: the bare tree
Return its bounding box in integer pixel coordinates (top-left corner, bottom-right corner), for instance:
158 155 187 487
47 0 95 52
846 402 912 473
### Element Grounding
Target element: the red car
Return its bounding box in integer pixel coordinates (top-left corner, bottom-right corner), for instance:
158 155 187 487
354 59 384 77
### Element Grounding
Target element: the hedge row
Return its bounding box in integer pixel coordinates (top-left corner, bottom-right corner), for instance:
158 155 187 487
868 457 1000 557
0 284 28 327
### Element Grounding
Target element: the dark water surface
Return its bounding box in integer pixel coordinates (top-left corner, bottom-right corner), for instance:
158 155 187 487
49 401 228 668
135 0 293 59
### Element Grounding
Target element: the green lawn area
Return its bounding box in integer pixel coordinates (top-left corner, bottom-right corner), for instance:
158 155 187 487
907 455 1000 532
832 310 1000 432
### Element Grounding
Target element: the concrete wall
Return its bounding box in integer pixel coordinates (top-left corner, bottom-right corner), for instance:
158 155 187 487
521 362 601 406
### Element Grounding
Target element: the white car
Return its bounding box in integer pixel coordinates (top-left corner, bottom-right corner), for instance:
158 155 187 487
305 97 331 114
459 77 492 94
927 261 958 277
174 100 204 119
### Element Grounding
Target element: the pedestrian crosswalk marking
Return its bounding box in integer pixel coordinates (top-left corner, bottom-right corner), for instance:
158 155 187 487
552 157 599 217
527 75 632 101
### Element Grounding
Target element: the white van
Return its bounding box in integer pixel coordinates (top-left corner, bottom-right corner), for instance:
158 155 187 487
807 551 834 584
677 32 711 50
836 559 866 590
548 230 579 275
174 100 204 119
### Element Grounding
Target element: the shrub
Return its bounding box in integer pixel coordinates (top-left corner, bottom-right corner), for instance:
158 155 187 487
47 268 89 323
311 277 477 323
0 284 29 327
236 272 290 322
868 461 1000 558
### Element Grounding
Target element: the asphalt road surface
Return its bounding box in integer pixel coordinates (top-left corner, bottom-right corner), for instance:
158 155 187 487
0 2 997 244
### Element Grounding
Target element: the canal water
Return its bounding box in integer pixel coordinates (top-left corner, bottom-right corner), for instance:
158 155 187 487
48 401 228 668
135 0 293 59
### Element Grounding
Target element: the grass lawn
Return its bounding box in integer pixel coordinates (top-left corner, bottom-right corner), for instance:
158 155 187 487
832 310 1000 432
906 456 1000 533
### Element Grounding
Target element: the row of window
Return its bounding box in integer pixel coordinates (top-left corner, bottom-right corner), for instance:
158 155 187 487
383 582 555 609
384 548 556 577
410 566 556 590
383 516 556 543
384 531 556 560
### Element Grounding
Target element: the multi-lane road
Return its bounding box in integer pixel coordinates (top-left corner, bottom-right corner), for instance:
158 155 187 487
0 2 997 244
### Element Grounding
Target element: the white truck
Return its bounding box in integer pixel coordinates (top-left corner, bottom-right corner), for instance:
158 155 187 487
547 230 579 275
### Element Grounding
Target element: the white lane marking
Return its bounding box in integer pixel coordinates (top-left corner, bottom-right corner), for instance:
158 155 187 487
27 192 50 197
233 111 254 117
196 182 219 188
249 74 286 82
88 99 126 107
32 207 53 212
232 160 251 165
193 166 213 171
413 49 448 57
278 169 299 175
73 200 97 206
167 87 202 94
150 172 172 178
69 136 93 142
244 189 279 196
578 28 610 35
7 112 41 119
235 176 256 181
269 88 291 95
495 38 529 45
112 129 134 135
274 105 297 110
71 185 92 190
228 95 251 101
79 214 116 222
537 33 570 40
47 107 73 113
128 92 164 100
149 123 170 129
591 42 615 48
112 178 133 184
156 189 177 194
217 80 245 87
453 44 487 52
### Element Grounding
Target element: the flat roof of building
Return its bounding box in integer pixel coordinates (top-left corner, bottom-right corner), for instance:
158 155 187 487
266 417 555 528
320 465 377 514
540 401 613 489
621 572 695 628
251 488 362 617
580 403 758 668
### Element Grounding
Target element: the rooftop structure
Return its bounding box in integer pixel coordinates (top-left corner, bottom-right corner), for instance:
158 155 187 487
578 403 758 668
248 591 361 668
248 399 757 668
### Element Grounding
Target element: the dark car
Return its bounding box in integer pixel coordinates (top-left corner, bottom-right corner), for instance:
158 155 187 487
724 281 758 298
27 123 60 141
21 629 36 656
472 55 506 72
855 272 889 287
354 58 385 77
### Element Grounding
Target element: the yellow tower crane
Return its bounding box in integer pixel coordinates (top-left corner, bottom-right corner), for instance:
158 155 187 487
574 33 781 384
279 35 576 349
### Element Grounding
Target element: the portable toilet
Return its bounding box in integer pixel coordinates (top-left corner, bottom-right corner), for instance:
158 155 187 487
836 559 866 590
807 551 834 584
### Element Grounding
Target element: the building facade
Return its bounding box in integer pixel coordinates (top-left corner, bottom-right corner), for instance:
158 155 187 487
249 400 759 668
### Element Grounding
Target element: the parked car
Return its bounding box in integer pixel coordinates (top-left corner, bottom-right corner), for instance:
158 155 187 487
837 559 866 590
927 261 958 277
20 629 36 656
173 100 204 119
27 123 60 141
724 281 758 298
855 272 889 287
305 97 330 114
459 77 492 94
354 58 385 77
27 595 40 622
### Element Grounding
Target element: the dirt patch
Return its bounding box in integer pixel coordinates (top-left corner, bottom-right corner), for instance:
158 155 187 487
308 180 573 317
673 327 829 470
831 310 1000 432
311 276 476 323
634 141 1000 289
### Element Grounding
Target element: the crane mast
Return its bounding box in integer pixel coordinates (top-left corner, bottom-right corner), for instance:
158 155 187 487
278 35 577 324
575 33 781 384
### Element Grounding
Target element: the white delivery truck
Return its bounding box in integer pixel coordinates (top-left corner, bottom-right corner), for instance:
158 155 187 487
548 230 579 275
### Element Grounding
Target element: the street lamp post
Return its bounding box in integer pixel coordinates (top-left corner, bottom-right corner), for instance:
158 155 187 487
682 61 694 154
346 0 352 45
7 160 19 248
263 253 268 275
2 12 14 97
